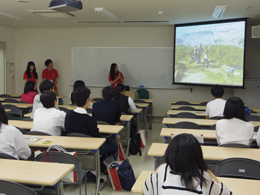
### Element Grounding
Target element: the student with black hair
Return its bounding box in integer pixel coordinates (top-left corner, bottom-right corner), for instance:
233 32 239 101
31 80 59 118
144 134 231 195
115 83 137 114
23 61 38 92
42 59 59 95
65 86 118 179
109 63 124 88
92 86 121 125
0 104 31 159
205 85 226 119
216 97 254 146
21 81 37 104
31 91 66 136
70 80 93 106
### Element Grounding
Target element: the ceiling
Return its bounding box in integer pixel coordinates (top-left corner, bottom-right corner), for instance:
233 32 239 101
0 0 260 28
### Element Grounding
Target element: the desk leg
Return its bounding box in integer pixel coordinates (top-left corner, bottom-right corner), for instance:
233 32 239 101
56 181 64 195
149 103 153 130
135 113 140 132
113 134 119 161
144 108 148 131
125 121 131 157
94 150 100 195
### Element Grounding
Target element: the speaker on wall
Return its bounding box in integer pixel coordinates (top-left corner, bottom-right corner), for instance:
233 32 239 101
252 26 260 38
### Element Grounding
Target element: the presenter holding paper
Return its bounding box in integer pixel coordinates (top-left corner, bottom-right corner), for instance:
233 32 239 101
109 63 124 88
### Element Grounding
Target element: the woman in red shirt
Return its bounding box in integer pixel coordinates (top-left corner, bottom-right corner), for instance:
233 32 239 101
21 81 37 104
23 61 38 93
109 63 124 88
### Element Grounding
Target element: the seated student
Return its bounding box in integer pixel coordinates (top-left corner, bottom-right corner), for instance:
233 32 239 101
144 134 231 195
114 83 137 114
216 97 254 146
0 105 31 159
65 86 118 176
92 86 121 125
70 80 93 106
31 91 66 136
205 85 226 119
31 80 59 118
21 81 37 104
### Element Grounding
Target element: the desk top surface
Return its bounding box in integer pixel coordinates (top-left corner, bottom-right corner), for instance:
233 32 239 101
2 102 33 108
0 97 21 101
160 128 216 139
9 120 33 129
171 105 206 110
27 135 106 150
148 143 260 161
170 100 206 105
138 99 155 103
135 103 150 107
167 110 206 116
0 159 74 186
132 170 260 195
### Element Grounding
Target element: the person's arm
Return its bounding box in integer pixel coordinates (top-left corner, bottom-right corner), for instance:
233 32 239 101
120 72 124 83
24 79 27 84
23 72 27 84
205 115 209 119
13 127 31 159
128 97 137 113
34 79 38 91
109 74 121 85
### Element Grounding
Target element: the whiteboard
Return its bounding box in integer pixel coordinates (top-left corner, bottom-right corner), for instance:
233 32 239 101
72 47 185 89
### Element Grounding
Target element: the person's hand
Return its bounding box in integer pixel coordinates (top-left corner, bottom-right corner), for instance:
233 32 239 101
117 73 121 80
90 100 94 104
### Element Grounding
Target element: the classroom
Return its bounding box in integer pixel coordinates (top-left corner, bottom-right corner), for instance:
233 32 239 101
0 0 260 194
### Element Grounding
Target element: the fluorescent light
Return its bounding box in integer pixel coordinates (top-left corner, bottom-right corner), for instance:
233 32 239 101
94 8 117 20
212 6 226 19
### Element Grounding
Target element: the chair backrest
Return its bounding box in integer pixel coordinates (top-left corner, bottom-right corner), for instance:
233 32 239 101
176 106 197 111
209 116 224 120
254 126 259 132
0 94 13 98
246 115 260 121
3 98 19 103
136 89 149 99
97 120 111 125
15 126 27 134
3 104 23 119
171 121 201 129
26 131 51 136
19 101 30 104
0 179 37 195
0 152 17 160
172 101 191 105
35 152 82 183
86 108 92 113
59 107 71 113
215 158 260 180
92 98 103 102
175 112 198 119
67 132 91 137
133 99 147 103
198 102 208 106
209 124 216 130
220 143 250 148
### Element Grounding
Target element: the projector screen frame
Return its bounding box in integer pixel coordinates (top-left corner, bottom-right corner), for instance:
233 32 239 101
173 18 247 89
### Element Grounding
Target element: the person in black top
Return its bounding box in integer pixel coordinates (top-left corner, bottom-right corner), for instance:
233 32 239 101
65 86 118 176
93 86 121 125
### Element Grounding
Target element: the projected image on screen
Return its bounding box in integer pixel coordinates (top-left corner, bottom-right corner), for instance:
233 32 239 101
174 19 246 87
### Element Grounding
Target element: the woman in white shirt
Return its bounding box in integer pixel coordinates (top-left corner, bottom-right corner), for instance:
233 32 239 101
0 105 31 159
143 134 231 195
216 97 254 146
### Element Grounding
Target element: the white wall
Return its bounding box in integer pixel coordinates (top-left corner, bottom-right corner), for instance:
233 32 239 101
0 25 15 94
14 26 256 116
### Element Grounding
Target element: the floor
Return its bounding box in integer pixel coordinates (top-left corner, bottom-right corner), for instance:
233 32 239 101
64 117 165 195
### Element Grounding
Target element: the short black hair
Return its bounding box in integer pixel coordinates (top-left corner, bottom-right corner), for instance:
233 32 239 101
164 133 208 190
73 86 91 107
211 85 224 98
115 83 125 93
0 104 8 127
73 80 85 91
102 86 116 101
45 59 53 67
40 91 56 108
39 80 54 93
24 81 35 94
224 97 247 121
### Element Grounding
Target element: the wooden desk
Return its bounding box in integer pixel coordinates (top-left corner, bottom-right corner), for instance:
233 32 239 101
0 97 21 101
9 120 33 129
5 109 10 112
148 143 260 162
160 128 216 139
2 102 32 109
167 110 206 117
170 100 206 105
162 117 260 127
8 94 21 98
0 159 74 186
171 105 206 110
132 170 260 195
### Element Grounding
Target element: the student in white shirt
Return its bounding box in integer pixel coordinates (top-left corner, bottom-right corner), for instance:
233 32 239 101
0 105 31 159
205 85 226 119
216 97 254 146
31 80 59 119
143 134 231 195
31 91 66 136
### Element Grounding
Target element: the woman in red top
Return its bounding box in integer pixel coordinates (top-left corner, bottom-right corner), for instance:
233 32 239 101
109 63 124 88
21 81 37 104
23 61 38 93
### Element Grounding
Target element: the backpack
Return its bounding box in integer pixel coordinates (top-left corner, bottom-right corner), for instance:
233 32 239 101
129 132 142 156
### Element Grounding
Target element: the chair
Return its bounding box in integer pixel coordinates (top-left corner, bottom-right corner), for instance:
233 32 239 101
26 131 51 136
170 121 201 129
215 158 260 180
133 100 146 103
246 115 260 121
172 101 191 105
0 152 17 160
254 126 259 132
176 106 197 111
3 104 23 119
0 179 37 195
67 132 91 137
92 98 103 102
0 94 13 98
59 107 71 113
209 116 224 120
209 124 216 130
15 126 27 134
136 88 149 99
86 108 92 113
35 151 86 195
198 101 208 106
3 98 19 103
97 120 111 125
19 101 30 104
220 143 250 148
175 112 198 119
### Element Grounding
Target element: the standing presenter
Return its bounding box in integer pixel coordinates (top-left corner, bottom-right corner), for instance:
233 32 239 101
109 63 124 88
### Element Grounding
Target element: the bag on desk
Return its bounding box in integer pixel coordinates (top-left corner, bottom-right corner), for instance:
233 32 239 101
35 145 78 183
108 160 136 191
129 133 142 156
